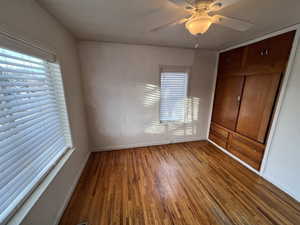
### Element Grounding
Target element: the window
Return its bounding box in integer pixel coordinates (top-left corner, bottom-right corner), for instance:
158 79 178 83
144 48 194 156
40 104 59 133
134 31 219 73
0 47 71 224
160 69 188 122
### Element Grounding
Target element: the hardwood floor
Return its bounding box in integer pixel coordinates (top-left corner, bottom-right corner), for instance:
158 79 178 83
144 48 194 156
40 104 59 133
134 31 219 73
59 141 300 225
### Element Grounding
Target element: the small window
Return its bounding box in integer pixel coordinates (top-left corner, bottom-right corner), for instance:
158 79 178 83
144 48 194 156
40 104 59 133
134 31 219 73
160 70 188 123
0 47 71 223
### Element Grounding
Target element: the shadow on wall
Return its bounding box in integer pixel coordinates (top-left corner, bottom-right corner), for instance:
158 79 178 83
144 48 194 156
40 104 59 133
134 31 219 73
142 83 201 139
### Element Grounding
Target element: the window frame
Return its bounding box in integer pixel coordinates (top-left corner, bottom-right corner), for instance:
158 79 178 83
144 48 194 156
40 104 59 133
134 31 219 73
159 65 191 124
0 39 73 225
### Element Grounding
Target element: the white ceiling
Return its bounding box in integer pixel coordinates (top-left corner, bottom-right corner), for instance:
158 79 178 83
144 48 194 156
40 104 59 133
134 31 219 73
38 0 300 50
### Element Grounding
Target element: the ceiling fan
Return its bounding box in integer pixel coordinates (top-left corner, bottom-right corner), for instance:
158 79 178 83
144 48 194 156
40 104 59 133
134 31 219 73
150 0 253 37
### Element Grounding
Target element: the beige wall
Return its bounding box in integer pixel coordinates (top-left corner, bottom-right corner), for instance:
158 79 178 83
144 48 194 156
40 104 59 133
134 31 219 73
79 42 217 151
0 0 90 224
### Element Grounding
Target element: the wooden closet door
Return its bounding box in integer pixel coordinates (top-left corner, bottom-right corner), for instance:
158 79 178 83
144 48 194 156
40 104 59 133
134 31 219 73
236 73 281 143
243 31 295 75
212 76 244 130
218 47 245 76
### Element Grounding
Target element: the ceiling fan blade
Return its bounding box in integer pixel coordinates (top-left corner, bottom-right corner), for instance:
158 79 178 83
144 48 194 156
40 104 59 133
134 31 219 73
208 0 241 12
144 1 191 33
150 17 189 32
212 15 253 31
168 0 195 8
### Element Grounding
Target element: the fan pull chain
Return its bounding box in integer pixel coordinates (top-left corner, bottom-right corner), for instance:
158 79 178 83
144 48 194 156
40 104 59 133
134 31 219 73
194 35 201 48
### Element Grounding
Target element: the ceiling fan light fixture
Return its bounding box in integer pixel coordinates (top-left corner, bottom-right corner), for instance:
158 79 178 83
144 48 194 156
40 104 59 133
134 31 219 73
185 17 212 35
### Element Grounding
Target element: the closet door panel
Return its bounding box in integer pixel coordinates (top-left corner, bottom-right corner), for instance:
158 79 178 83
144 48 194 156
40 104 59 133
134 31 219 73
243 39 270 75
243 31 295 75
236 73 281 143
218 47 245 76
212 76 244 130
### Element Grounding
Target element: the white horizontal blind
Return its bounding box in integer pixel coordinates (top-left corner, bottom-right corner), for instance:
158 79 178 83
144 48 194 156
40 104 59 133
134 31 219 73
0 47 71 224
160 72 188 122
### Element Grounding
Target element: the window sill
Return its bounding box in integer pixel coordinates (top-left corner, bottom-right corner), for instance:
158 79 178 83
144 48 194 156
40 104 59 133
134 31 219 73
6 148 75 225
160 121 186 125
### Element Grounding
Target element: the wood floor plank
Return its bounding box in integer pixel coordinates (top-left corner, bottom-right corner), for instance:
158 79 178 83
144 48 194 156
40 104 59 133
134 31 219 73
59 141 300 225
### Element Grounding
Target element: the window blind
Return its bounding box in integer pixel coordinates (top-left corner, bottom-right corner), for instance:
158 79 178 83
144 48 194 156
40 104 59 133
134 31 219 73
160 71 188 122
0 47 71 224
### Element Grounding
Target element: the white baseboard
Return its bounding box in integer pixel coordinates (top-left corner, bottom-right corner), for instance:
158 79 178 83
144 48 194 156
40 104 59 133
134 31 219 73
93 137 205 152
262 174 300 202
208 139 260 175
54 151 91 225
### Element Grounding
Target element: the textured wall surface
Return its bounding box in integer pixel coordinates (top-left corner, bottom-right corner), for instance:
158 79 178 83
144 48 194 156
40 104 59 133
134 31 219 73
79 42 217 150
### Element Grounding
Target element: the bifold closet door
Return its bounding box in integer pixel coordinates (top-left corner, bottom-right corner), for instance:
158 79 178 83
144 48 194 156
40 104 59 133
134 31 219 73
236 73 281 143
212 76 244 130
